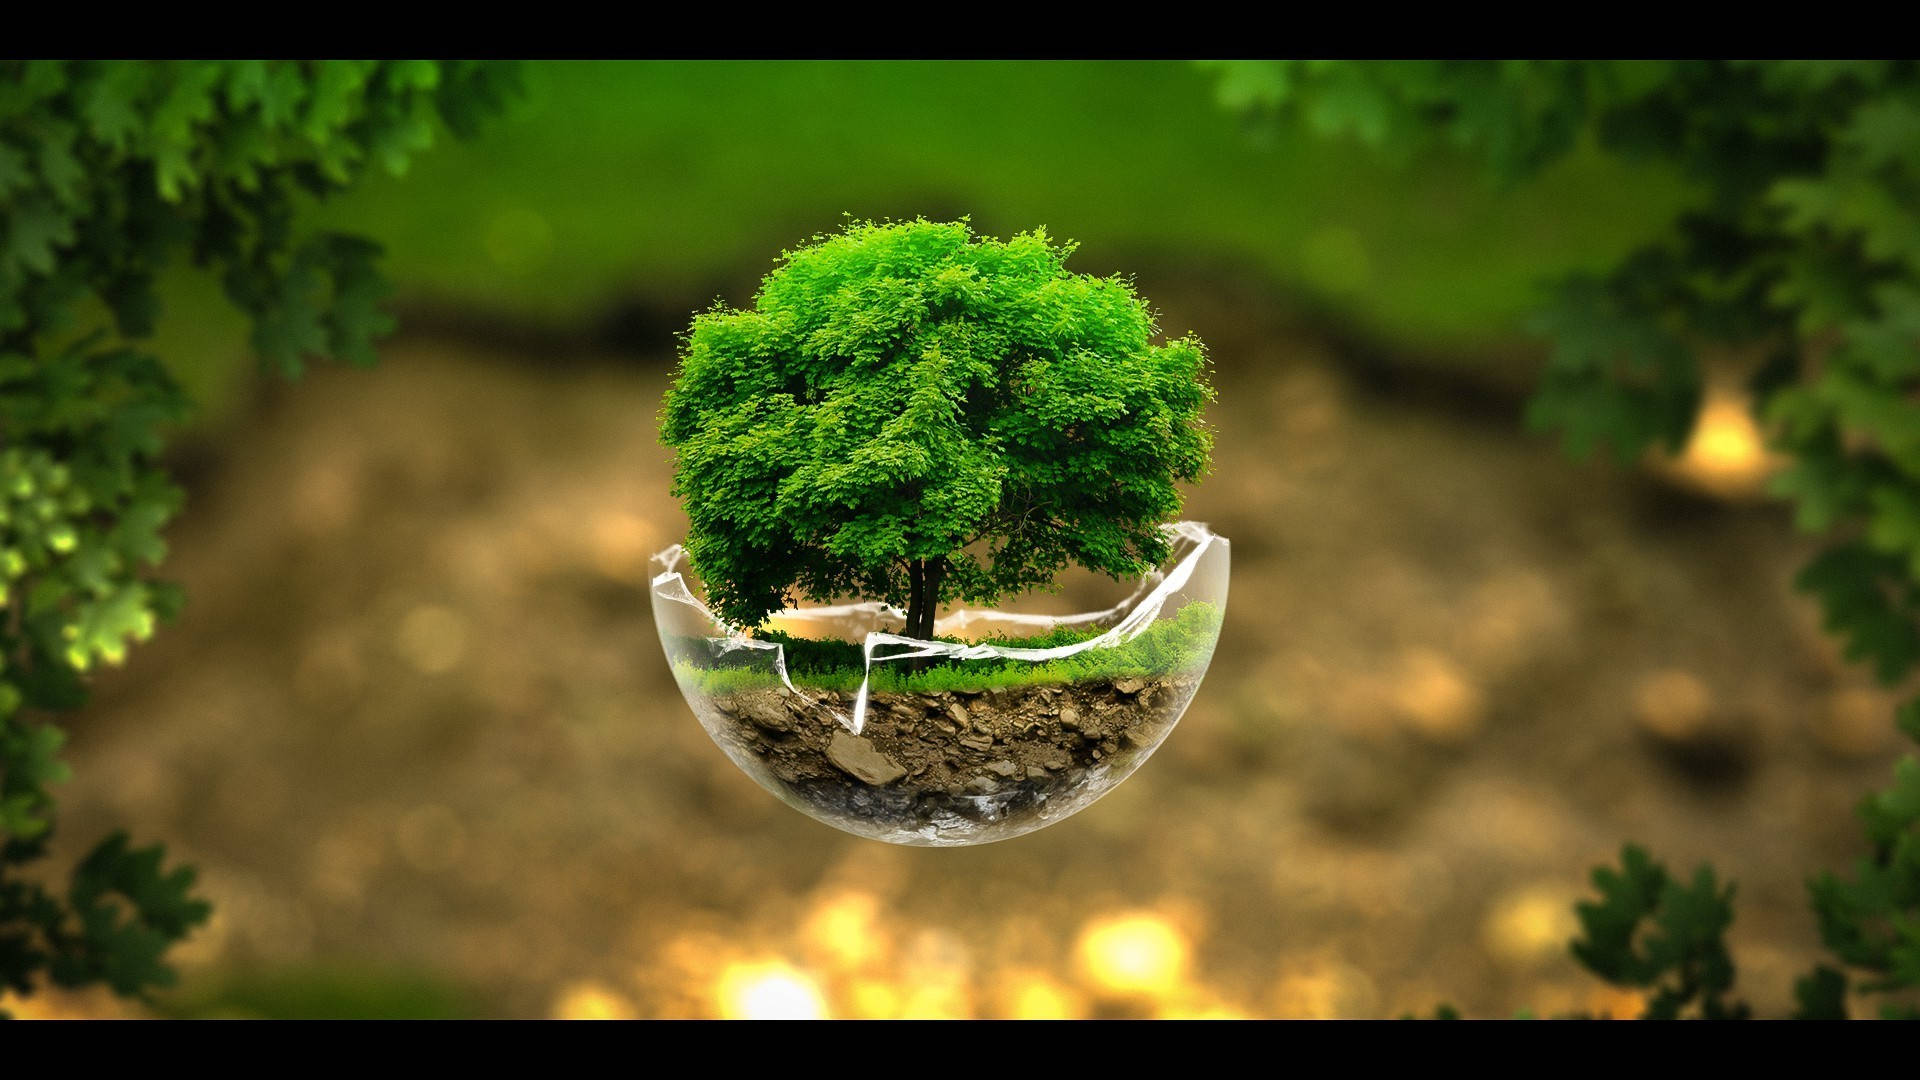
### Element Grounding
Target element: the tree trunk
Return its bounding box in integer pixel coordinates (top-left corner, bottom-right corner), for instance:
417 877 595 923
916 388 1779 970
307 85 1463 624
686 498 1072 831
902 558 945 667
906 560 925 639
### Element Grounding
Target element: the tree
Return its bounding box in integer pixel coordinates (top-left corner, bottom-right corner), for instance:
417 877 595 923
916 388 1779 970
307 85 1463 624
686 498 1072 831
1 59 519 1016
661 219 1213 641
1208 59 1920 1018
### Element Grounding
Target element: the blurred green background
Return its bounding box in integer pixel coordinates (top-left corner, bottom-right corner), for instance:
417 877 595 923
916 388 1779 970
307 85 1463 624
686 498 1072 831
158 61 1690 424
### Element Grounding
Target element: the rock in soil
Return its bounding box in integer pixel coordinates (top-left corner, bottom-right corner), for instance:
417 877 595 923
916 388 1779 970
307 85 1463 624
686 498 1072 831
826 731 907 786
704 676 1196 840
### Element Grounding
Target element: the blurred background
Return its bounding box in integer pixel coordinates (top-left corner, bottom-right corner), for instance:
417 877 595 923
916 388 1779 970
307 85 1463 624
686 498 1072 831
15 60 1904 1018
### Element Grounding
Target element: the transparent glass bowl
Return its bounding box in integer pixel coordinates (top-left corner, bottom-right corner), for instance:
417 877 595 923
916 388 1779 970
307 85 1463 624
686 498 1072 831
651 522 1229 846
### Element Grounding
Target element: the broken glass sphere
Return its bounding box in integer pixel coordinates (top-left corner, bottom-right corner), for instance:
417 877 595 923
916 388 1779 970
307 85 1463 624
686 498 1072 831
651 522 1230 846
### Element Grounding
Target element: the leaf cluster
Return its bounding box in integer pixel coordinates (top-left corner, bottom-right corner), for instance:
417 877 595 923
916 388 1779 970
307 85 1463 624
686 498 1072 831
1210 60 1920 1019
1 60 518 1013
1212 61 1920 687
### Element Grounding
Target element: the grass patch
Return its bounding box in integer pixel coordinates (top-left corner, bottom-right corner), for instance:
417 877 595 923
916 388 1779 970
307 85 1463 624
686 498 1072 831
672 600 1222 696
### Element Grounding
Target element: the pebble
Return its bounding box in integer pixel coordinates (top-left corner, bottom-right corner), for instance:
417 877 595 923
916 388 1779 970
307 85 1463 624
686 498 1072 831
1059 706 1082 730
947 701 971 728
965 776 999 794
825 731 906 786
959 733 994 752
985 760 1019 778
1113 677 1147 696
741 697 795 734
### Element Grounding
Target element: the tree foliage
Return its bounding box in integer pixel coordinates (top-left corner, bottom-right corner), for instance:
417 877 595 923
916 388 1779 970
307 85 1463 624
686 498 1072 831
1210 59 1920 1019
662 219 1213 640
0 59 519 1015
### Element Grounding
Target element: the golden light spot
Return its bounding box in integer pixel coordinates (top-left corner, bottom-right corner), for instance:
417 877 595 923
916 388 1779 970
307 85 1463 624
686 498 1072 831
715 961 828 1020
1391 647 1484 743
1668 390 1774 497
897 983 973 1020
995 970 1086 1019
1814 688 1896 758
1587 986 1648 1020
395 604 468 675
846 978 902 1019
552 981 636 1019
1632 669 1714 742
802 890 885 971
589 512 660 585
896 929 974 1018
394 803 468 873
1075 912 1190 998
1482 883 1581 968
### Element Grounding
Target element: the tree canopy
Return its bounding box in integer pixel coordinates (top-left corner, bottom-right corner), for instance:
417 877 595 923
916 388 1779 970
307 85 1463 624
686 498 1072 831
662 219 1213 639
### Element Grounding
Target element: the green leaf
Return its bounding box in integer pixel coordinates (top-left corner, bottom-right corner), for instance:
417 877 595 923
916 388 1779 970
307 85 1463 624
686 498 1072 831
3 196 77 275
1526 275 1701 463
34 121 84 207
76 62 147 152
1796 542 1920 685
1898 698 1920 745
1571 844 1748 1018
51 832 210 996
0 720 70 841
0 141 32 198
1792 965 1849 1020
145 62 222 201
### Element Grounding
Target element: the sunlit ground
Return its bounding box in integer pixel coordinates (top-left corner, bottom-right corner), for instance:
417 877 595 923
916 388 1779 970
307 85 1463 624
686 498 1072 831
24 300 1902 1019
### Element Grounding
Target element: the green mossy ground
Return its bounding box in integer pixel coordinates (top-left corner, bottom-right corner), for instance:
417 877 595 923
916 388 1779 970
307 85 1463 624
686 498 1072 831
672 599 1222 696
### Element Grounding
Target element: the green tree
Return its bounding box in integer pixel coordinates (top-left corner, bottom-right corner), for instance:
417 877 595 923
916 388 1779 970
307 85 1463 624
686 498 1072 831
661 219 1213 641
1209 59 1920 1019
1 59 518 1016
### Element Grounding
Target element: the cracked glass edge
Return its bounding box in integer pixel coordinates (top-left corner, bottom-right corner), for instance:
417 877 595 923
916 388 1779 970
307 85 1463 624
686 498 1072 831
650 521 1228 735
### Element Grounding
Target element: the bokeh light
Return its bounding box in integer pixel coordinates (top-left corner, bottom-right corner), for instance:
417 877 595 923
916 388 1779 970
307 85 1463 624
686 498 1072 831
1665 387 1775 498
715 962 829 1020
1074 913 1191 999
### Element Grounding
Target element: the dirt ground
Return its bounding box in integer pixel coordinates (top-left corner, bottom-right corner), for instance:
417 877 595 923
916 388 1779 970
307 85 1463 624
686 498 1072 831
36 283 1914 1018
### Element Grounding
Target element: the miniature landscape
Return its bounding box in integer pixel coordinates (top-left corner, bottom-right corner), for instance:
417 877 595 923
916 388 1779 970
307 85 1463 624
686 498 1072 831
668 602 1222 842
